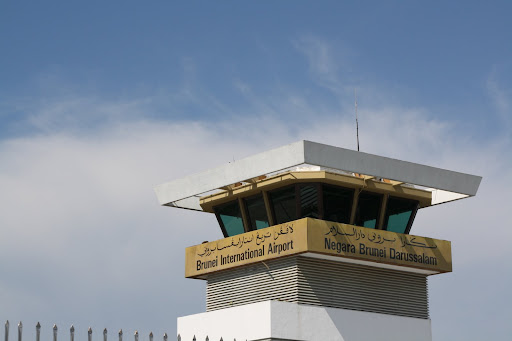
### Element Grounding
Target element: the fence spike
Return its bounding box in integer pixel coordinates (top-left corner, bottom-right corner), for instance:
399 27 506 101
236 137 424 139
219 338 222 341
149 332 153 341
70 325 74 341
205 336 208 341
176 334 180 341
163 333 167 341
118 329 123 341
88 327 92 341
103 328 107 341
5 321 9 341
17 322 22 341
36 323 41 341
192 336 195 341
134 331 138 341
53 324 57 341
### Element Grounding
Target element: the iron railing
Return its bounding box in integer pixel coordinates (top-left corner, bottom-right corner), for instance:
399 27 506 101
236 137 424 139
4 321 168 341
4 321 242 341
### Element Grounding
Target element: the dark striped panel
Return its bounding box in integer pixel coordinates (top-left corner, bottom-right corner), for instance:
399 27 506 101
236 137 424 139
206 256 429 319
296 257 428 319
207 257 298 311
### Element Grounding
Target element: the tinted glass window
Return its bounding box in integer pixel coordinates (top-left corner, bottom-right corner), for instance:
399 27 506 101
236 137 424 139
299 184 319 218
354 191 382 228
269 186 297 224
384 197 418 234
323 184 354 223
215 201 245 236
244 194 270 230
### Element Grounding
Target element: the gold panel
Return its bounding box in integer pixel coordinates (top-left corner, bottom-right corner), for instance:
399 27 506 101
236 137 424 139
185 219 309 278
185 218 451 278
307 219 452 273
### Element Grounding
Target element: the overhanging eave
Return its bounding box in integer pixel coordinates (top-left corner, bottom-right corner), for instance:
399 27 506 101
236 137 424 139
154 140 482 211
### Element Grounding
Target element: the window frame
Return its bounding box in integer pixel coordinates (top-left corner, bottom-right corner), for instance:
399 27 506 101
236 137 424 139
213 199 245 238
242 193 271 231
321 183 355 224
214 183 422 237
268 184 298 225
382 195 420 234
353 190 384 229
296 183 323 220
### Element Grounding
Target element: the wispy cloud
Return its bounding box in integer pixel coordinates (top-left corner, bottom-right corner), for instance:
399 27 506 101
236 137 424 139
293 34 349 95
1 37 511 340
2 97 511 340
295 35 339 76
487 65 512 131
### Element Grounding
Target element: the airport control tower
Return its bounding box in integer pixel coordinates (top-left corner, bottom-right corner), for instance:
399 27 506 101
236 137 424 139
154 140 481 341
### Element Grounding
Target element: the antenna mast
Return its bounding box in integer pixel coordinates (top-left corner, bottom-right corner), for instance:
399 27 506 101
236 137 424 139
355 88 360 151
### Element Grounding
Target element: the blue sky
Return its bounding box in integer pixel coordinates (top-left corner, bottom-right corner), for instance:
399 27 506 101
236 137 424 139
2 1 511 137
1 2 511 340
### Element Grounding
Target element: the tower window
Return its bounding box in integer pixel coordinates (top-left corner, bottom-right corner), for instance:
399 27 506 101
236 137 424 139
354 191 383 229
214 200 244 237
299 184 320 219
322 184 354 224
244 194 270 230
269 186 297 224
384 197 419 234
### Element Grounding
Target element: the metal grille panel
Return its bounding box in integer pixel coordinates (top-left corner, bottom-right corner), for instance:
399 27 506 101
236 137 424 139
207 257 298 311
206 256 429 319
296 257 429 318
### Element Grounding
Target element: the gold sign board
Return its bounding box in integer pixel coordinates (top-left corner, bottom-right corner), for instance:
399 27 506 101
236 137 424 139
185 218 452 278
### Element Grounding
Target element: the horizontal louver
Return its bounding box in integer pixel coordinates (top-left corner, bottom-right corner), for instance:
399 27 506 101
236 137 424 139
206 256 429 319
207 257 298 311
296 257 429 319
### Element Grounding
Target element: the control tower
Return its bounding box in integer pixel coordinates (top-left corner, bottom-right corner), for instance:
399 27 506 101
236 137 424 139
154 140 481 341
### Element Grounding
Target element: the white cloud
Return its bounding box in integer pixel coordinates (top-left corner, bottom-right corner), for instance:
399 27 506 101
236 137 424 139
295 35 338 76
293 34 350 95
486 65 512 131
1 40 511 340
1 94 510 339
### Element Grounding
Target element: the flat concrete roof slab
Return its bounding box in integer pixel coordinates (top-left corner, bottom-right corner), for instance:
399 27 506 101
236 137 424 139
154 140 482 211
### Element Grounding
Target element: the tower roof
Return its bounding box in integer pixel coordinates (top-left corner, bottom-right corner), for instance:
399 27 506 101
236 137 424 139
154 140 482 211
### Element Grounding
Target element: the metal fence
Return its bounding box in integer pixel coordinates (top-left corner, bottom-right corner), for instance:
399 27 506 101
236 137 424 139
178 334 242 341
177 337 242 341
4 321 167 341
4 321 242 341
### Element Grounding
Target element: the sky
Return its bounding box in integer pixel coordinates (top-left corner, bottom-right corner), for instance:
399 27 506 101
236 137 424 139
0 1 511 340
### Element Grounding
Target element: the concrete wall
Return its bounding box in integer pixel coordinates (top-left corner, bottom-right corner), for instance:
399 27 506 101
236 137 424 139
177 301 432 341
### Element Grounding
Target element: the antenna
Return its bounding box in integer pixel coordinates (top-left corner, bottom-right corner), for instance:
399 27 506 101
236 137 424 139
355 88 360 151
